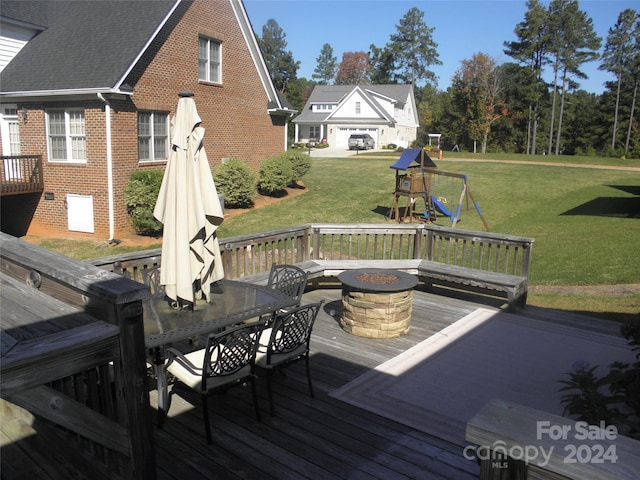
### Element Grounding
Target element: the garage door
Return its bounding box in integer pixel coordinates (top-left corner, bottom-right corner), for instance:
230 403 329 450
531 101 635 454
336 127 379 147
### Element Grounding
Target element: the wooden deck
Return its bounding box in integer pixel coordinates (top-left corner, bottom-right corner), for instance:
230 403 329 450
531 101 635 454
2 284 623 480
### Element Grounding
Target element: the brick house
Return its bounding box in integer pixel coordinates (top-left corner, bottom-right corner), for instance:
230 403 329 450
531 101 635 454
0 0 295 240
292 84 418 149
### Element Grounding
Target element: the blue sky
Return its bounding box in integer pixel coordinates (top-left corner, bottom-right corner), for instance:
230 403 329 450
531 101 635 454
243 0 638 94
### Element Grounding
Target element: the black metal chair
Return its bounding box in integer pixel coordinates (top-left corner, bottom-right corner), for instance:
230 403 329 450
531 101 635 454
260 264 309 322
255 301 323 416
165 321 266 444
141 265 164 296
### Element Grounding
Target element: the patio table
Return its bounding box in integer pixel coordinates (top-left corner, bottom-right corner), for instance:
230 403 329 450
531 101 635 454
144 279 297 421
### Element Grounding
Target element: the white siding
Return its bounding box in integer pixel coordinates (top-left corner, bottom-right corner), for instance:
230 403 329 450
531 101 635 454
0 22 37 72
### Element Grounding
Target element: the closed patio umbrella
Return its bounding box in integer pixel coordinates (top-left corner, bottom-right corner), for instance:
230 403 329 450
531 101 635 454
153 91 224 309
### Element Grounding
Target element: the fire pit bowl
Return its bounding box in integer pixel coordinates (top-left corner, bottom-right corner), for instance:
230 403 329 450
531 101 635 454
337 268 418 338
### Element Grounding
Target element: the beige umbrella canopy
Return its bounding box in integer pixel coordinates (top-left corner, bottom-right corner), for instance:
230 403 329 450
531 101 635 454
153 91 224 309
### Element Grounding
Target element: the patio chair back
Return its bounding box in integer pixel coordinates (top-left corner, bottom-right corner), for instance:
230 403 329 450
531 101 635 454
142 266 164 297
166 321 266 443
256 301 324 415
267 264 308 307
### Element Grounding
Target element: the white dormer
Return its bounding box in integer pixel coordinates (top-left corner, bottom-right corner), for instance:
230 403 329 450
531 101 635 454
0 18 42 72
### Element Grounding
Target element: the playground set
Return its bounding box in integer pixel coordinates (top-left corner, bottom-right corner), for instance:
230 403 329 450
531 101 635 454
389 148 490 231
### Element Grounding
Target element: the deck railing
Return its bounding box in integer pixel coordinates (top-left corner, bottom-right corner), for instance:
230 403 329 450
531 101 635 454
1 233 155 480
0 155 44 195
92 223 533 282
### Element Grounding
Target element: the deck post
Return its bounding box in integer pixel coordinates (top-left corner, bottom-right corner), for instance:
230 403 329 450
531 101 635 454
113 300 156 480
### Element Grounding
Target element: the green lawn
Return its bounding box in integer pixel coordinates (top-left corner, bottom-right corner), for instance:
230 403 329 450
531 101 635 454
28 153 640 320
219 155 639 284
215 154 640 320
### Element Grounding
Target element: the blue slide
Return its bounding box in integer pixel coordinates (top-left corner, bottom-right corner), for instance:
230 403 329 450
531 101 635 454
431 196 453 220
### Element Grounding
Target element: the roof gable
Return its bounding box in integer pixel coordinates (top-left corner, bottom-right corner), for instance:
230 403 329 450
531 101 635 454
326 86 393 123
294 84 414 125
0 1 179 95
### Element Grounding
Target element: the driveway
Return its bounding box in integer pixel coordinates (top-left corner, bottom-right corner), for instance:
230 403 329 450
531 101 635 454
307 145 384 158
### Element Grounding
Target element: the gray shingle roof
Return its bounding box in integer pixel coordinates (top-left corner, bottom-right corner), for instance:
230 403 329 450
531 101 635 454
293 84 413 124
0 0 178 94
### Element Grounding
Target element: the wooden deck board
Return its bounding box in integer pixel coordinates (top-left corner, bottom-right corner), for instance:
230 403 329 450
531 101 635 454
1 287 503 480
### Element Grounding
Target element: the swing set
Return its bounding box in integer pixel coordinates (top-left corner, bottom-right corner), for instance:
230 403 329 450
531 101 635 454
389 148 490 230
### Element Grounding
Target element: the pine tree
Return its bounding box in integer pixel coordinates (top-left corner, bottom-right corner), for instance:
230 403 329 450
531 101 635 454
504 0 548 154
600 9 639 151
257 19 300 93
312 44 337 85
387 7 441 86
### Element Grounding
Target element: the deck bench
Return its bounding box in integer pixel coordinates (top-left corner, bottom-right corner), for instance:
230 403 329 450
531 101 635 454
466 398 640 480
417 260 528 311
238 258 528 311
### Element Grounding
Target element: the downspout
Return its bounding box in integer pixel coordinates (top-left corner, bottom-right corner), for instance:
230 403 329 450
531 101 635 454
284 119 289 151
97 93 116 242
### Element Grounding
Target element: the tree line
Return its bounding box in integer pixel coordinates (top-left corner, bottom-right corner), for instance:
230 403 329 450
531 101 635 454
256 0 639 158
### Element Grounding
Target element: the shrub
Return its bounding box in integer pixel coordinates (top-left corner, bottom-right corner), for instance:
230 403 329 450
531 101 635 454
214 159 257 208
258 156 294 196
558 322 640 439
124 170 164 235
277 150 311 180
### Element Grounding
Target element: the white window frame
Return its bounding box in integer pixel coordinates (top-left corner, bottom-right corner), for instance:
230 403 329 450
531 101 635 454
309 126 320 140
198 36 222 84
46 109 86 163
138 111 170 162
355 102 361 115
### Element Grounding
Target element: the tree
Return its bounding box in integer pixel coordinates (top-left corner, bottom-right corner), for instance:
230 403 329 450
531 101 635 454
312 43 337 85
545 0 601 155
387 7 441 86
599 9 638 150
257 19 300 93
504 0 549 154
368 44 396 84
451 53 507 153
335 51 370 85
625 18 640 152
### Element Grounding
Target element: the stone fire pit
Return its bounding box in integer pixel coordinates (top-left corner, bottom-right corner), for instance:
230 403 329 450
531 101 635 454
337 268 418 338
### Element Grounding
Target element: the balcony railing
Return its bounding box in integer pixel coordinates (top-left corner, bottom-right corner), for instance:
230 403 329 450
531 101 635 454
1 155 44 195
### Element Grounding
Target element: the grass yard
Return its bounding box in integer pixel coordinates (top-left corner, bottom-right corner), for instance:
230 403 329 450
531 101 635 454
25 153 640 321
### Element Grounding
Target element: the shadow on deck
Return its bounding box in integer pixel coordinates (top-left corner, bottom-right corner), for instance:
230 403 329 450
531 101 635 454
1 286 628 480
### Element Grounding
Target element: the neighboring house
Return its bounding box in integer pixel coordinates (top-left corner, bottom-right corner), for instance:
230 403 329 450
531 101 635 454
0 0 295 240
292 84 418 149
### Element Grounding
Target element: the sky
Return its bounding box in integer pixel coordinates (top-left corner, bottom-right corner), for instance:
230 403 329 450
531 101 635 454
243 0 638 94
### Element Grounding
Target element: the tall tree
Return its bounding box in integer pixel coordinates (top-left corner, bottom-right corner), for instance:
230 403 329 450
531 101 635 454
504 0 548 154
451 53 507 153
312 43 337 85
387 7 441 86
599 9 638 150
335 51 370 85
625 17 640 152
368 44 396 84
546 0 601 155
257 19 300 93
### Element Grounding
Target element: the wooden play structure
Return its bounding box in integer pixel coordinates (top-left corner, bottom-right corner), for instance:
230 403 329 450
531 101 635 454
389 148 489 230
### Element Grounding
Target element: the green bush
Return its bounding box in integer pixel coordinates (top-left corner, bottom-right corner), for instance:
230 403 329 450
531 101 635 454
124 170 164 236
277 150 311 181
559 322 640 439
258 156 294 196
214 159 257 208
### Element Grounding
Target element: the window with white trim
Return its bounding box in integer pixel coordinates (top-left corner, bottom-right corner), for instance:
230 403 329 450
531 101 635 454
46 109 86 162
310 126 320 140
355 102 361 114
198 36 221 83
138 111 169 162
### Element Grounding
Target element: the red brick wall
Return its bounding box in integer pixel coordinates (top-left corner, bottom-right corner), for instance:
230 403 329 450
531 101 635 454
6 0 289 240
